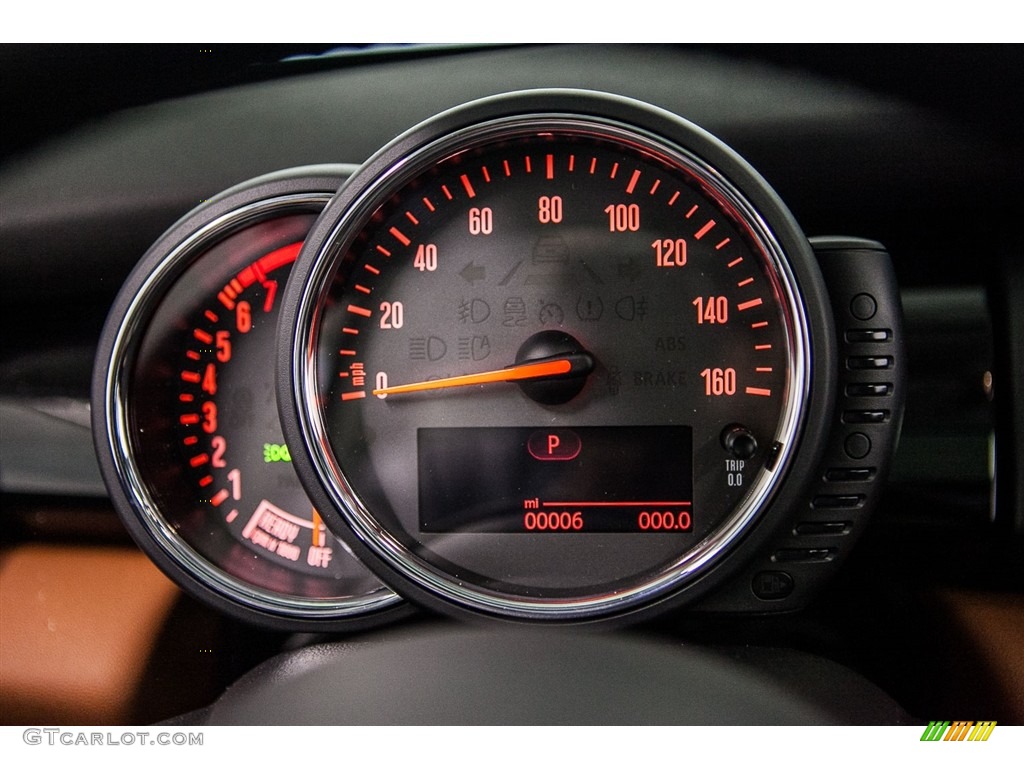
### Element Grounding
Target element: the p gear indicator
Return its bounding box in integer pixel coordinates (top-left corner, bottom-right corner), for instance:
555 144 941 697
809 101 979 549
527 429 582 461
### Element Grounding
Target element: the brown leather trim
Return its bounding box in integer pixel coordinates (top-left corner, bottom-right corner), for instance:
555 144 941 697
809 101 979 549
932 588 1024 723
0 544 181 725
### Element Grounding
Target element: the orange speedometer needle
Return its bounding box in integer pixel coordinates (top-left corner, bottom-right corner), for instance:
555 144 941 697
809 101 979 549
372 353 594 397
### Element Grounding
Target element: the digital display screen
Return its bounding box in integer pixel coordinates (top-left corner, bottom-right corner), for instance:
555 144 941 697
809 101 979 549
418 426 693 533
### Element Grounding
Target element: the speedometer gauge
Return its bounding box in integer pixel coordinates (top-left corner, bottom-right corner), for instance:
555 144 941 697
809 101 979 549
280 91 843 622
93 167 406 631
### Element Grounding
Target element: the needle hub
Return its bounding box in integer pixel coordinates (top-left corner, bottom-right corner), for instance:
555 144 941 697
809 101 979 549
514 331 594 405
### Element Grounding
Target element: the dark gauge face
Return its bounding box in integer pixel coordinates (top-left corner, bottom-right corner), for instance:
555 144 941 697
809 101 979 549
283 94 821 621
95 172 403 630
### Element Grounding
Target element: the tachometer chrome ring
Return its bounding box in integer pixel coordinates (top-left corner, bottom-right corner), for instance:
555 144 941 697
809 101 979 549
94 167 406 631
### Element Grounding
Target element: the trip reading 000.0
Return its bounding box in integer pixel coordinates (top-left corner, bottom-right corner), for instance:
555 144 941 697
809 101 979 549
522 507 693 533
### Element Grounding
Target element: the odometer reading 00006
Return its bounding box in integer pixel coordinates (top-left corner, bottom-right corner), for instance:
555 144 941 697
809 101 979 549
282 92 819 621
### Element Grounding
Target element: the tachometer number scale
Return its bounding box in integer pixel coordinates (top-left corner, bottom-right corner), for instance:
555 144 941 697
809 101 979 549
176 242 341 578
95 173 404 629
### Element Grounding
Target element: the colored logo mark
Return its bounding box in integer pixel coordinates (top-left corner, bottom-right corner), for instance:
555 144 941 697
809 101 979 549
920 721 996 741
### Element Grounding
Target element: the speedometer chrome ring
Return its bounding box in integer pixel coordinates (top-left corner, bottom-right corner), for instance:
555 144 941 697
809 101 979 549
280 91 836 622
94 166 407 631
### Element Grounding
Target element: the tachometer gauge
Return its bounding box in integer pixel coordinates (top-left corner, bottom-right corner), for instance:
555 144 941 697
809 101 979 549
94 167 406 631
280 92 899 622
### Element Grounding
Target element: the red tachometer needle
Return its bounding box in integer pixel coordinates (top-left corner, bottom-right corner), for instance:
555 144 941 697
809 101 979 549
372 354 593 397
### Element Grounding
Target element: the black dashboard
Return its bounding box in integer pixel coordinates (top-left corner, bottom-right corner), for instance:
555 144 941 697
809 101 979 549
1 44 1022 726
